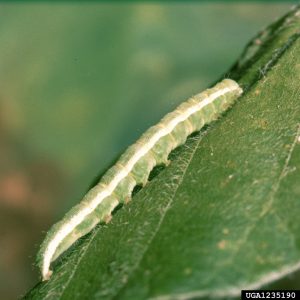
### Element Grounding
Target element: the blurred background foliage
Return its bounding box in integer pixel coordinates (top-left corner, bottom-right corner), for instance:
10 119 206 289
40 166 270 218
0 2 296 299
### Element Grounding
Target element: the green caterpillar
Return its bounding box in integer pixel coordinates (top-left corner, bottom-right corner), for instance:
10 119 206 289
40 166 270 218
38 78 243 281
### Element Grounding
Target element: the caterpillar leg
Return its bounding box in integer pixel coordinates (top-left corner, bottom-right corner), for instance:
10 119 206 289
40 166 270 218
124 196 131 204
104 214 112 224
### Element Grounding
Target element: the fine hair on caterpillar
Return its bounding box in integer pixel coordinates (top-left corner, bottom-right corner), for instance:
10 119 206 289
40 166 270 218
37 78 243 281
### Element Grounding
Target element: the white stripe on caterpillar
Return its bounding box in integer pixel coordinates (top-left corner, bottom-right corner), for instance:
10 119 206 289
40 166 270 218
38 79 243 281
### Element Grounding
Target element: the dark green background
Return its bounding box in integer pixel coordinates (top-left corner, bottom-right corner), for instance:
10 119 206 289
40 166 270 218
0 3 296 299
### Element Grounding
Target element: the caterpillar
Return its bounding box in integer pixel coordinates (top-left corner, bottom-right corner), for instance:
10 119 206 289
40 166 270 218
38 78 243 281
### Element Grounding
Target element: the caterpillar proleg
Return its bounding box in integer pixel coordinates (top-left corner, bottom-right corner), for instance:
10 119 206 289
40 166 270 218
38 79 242 281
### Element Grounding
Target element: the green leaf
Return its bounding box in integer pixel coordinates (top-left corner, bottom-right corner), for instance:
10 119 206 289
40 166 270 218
25 6 300 300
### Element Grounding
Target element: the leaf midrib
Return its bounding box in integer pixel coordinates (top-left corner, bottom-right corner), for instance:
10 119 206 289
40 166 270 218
112 136 203 299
